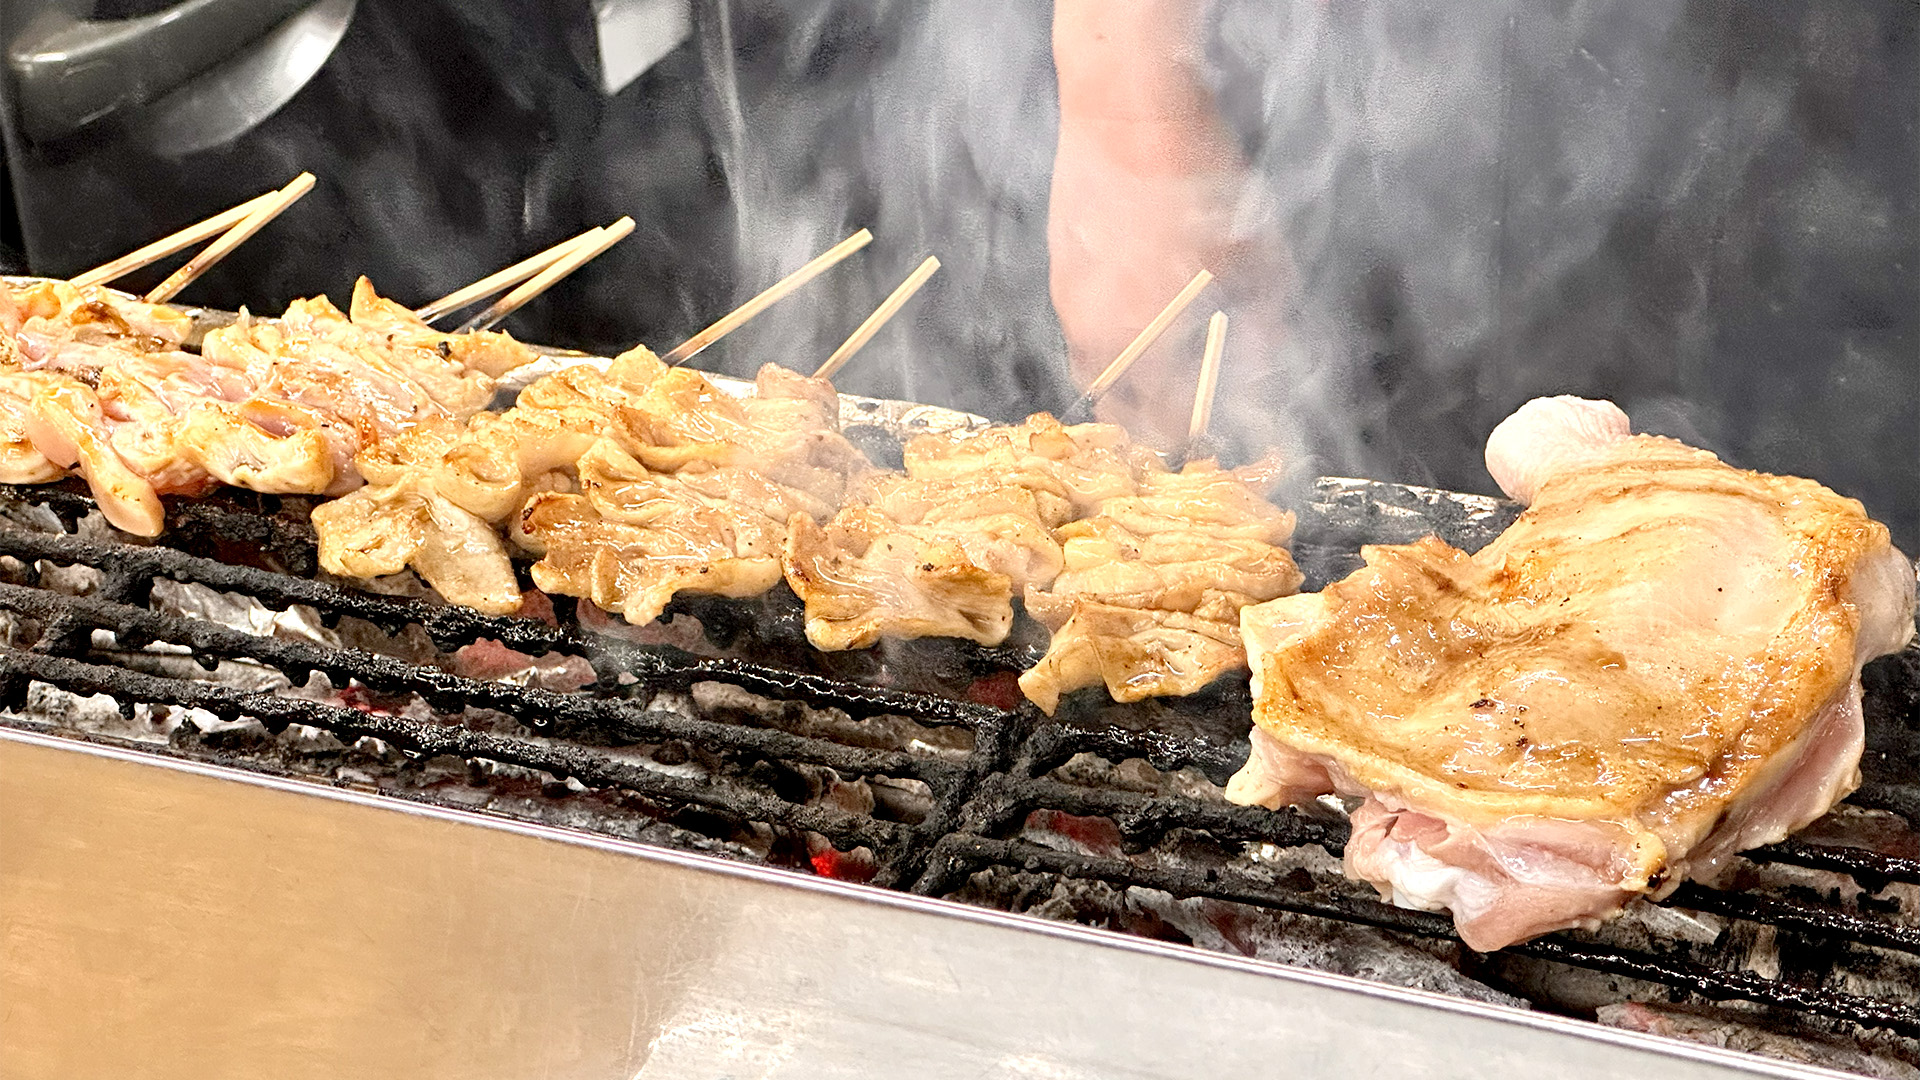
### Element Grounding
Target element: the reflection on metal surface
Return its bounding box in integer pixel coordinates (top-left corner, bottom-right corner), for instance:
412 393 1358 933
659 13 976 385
6 0 319 143
594 0 692 97
140 0 359 159
0 729 1841 1079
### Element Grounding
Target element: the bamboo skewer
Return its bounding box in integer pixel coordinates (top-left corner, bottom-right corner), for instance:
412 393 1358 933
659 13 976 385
415 226 606 323
68 188 285 290
1188 310 1227 446
144 173 317 304
1066 268 1214 420
665 228 874 366
813 255 940 381
456 217 636 334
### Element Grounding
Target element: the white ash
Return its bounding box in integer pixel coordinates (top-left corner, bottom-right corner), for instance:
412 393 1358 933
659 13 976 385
33 560 100 596
685 680 974 759
1597 1002 1920 1080
1048 751 1226 803
149 579 339 649
1131 889 1527 1008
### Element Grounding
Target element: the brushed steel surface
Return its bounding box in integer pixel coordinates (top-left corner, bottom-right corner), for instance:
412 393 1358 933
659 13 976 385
0 728 1846 1080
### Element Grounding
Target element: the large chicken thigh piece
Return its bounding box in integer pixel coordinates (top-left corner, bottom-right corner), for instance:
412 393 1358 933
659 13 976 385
1225 396 1916 950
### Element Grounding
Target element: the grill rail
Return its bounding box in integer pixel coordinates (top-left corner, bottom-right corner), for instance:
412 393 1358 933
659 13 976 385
4 478 1920 1052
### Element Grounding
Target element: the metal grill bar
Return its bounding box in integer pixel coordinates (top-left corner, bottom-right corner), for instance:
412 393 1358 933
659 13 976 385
1746 840 1920 889
916 834 1920 1040
0 527 1006 728
1 649 911 859
5 482 1920 1045
0 582 954 785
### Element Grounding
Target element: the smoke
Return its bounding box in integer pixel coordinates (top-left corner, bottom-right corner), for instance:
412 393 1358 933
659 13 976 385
691 0 1067 419
678 0 1914 543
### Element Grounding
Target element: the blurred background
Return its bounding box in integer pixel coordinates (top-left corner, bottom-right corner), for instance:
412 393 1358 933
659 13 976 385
0 0 1911 546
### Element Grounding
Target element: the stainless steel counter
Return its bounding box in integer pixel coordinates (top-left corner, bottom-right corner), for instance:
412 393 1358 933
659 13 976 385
0 727 1847 1079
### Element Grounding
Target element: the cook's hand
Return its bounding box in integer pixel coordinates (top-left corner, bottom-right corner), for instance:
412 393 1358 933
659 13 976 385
1049 0 1274 446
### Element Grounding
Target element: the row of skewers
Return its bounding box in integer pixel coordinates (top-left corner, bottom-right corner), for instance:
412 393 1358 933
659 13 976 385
0 174 1303 714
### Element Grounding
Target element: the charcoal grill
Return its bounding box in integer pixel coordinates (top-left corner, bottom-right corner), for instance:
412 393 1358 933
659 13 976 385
1 359 1918 1076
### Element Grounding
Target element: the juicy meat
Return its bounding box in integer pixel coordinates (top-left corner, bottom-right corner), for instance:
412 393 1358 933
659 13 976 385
1019 457 1303 714
784 507 1016 649
0 277 537 535
1226 396 1916 950
315 351 864 622
785 414 1149 650
902 413 1149 512
520 439 809 624
1018 602 1249 715
311 475 522 615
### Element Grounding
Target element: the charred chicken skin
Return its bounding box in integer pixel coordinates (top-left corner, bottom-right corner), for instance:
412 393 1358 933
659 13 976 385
1226 396 1916 950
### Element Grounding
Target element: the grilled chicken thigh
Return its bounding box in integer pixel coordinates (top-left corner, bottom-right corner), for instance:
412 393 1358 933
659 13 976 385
1226 396 1916 950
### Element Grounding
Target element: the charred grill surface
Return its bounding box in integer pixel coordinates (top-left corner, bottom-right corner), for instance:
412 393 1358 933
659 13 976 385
4 477 1920 1064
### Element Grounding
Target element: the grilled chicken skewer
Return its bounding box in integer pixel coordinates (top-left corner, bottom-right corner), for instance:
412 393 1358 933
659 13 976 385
1015 316 1302 713
1016 454 1303 713
0 218 632 534
313 232 893 617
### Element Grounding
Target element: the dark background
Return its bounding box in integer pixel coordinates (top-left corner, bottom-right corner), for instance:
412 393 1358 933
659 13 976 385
0 0 1912 548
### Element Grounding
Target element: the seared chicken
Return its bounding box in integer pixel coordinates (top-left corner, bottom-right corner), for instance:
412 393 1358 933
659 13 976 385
783 414 1147 650
315 351 866 621
1018 457 1303 713
1226 397 1917 950
784 506 1017 649
0 277 537 534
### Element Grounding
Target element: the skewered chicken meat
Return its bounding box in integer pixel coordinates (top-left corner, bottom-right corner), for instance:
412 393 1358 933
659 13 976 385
1225 396 1917 950
315 351 866 620
1019 457 1303 713
0 277 537 534
782 414 1146 650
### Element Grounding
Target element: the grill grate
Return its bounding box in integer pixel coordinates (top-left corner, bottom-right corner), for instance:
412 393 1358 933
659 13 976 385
4 478 1920 1051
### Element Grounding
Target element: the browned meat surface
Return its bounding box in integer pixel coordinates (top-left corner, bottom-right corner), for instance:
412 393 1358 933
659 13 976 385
0 277 537 535
316 352 863 621
784 506 1016 649
1019 457 1302 713
784 414 1148 650
1226 396 1917 950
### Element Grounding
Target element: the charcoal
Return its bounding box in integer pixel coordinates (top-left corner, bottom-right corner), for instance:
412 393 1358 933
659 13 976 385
3 478 1920 1073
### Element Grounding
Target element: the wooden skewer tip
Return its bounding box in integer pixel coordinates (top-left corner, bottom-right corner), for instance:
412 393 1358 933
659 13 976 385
143 173 316 304
457 216 636 333
813 254 941 381
665 227 876 366
1084 267 1214 401
1188 310 1228 445
415 224 609 322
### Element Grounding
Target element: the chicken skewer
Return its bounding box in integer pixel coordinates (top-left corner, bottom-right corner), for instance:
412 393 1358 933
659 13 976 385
1016 315 1301 713
0 223 629 534
314 231 893 617
782 271 1235 654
